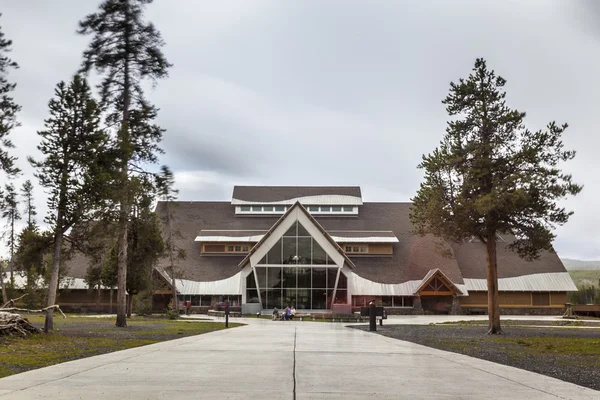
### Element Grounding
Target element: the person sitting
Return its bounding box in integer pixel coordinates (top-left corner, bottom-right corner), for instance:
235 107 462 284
284 306 291 321
272 307 279 321
290 306 296 320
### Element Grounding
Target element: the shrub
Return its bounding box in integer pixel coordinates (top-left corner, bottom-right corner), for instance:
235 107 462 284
166 309 179 320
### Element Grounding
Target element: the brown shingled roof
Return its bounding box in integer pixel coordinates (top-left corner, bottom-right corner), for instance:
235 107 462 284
232 186 362 202
64 200 568 288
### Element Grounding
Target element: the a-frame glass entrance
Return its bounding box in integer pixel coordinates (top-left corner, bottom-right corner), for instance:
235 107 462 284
246 221 348 310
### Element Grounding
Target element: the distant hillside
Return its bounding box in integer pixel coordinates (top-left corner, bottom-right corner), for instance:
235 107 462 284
561 258 600 271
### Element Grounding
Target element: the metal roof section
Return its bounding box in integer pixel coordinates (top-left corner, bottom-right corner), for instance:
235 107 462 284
464 272 578 292
343 266 468 297
6 274 115 291
232 194 363 206
155 268 243 295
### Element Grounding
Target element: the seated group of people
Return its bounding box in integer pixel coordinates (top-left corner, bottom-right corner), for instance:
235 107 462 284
272 306 296 321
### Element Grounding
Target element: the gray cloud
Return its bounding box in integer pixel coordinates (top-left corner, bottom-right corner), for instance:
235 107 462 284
0 0 598 260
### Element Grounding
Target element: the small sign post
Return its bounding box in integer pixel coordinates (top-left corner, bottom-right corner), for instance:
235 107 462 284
225 301 230 328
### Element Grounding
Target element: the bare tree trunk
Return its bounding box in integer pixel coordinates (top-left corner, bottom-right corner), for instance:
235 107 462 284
109 288 113 314
486 234 502 334
127 294 133 318
44 232 63 333
0 262 7 304
96 284 101 312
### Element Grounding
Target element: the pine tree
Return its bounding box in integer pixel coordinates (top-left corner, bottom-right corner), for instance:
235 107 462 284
29 75 109 332
156 166 185 313
0 183 21 287
21 180 37 228
78 0 172 327
0 14 21 178
410 59 582 334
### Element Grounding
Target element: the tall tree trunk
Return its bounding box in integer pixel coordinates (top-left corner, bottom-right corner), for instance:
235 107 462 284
44 230 63 333
0 262 7 304
96 284 101 311
486 234 502 334
115 11 132 328
109 288 113 314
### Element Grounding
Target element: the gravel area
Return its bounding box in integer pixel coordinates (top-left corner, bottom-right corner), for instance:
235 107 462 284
353 323 600 391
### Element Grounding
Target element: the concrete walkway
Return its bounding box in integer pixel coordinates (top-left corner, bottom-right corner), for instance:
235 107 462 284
0 319 597 399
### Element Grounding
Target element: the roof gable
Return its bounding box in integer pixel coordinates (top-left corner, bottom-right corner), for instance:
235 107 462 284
239 202 355 269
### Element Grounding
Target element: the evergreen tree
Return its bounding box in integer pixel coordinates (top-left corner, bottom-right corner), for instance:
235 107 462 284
21 180 37 228
156 166 184 312
0 14 21 178
411 59 582 334
29 75 109 332
78 0 172 327
14 226 52 309
0 183 20 285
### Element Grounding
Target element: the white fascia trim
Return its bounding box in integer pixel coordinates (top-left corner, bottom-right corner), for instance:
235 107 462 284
195 235 398 243
195 235 264 242
232 195 363 206
331 236 399 243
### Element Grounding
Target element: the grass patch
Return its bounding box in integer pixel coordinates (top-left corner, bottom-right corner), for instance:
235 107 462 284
489 336 600 356
0 315 242 378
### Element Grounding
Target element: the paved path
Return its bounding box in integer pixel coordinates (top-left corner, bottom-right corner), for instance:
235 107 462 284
0 319 597 399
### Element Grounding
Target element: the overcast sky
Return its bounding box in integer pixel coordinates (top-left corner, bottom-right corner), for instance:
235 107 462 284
0 0 599 260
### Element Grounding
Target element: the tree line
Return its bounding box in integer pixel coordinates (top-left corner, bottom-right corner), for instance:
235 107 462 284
0 0 181 332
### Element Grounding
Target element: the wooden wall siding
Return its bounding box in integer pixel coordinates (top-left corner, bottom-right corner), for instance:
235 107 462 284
460 291 567 307
201 243 254 254
341 243 393 255
550 292 567 305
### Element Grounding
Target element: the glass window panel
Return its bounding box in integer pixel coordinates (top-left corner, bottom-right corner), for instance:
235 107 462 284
332 206 342 212
267 239 282 264
297 237 311 264
263 206 274 212
242 245 249 252
283 267 297 288
337 272 347 289
352 296 364 307
345 246 352 252
275 206 285 212
235 245 242 252
246 289 259 303
282 237 297 264
296 289 311 310
246 271 257 289
334 290 347 304
343 206 353 212
312 289 327 309
320 206 331 212
227 245 234 251
258 256 267 264
282 289 296 308
251 206 262 212
240 206 251 212
312 239 327 264
266 289 282 309
297 222 310 237
327 269 338 289
353 246 359 253
308 206 319 212
312 268 327 288
283 221 297 237
267 267 282 289
326 290 334 309
255 267 267 288
360 246 368 253
326 254 336 265
403 297 414 307
382 296 393 307
297 267 311 288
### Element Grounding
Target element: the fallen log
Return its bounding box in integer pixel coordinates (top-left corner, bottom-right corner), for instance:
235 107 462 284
0 312 40 337
1 293 28 309
0 305 67 319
